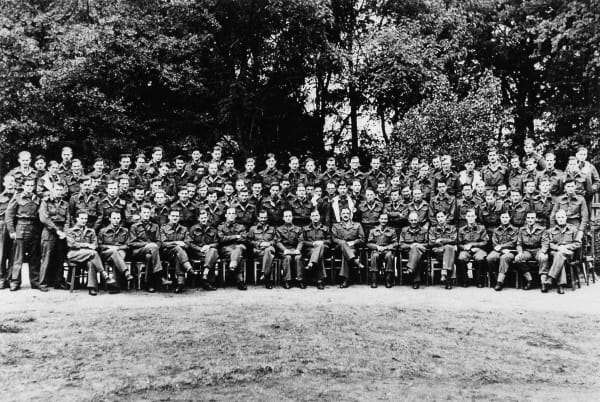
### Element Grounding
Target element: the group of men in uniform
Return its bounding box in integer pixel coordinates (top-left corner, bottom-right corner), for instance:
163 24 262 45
0 139 597 295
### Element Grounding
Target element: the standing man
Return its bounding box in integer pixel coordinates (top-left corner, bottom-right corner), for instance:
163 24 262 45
300 210 330 290
5 178 41 291
367 213 398 288
247 210 277 289
331 207 365 288
0 175 16 289
38 182 70 291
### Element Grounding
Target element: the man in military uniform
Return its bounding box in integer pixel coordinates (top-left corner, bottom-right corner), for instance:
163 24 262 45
203 191 225 228
217 207 248 290
109 153 143 188
456 183 479 228
365 157 387 191
5 178 42 291
98 180 127 229
8 151 37 192
486 211 519 291
98 211 134 289
239 157 262 190
550 180 589 232
385 188 409 232
284 156 305 191
221 157 239 184
124 186 146 226
0 175 16 289
151 190 170 227
428 210 457 289
358 188 384 235
259 153 283 190
234 188 256 229
481 149 507 191
38 182 70 291
320 157 343 188
261 182 287 226
399 212 429 289
331 207 365 288
128 204 171 293
514 211 546 291
531 179 553 227
160 208 196 293
187 210 219 290
508 190 529 228
540 152 564 197
407 188 430 228
289 183 313 227
276 209 304 289
478 190 504 233
172 155 194 194
69 176 101 228
201 162 225 195
66 210 116 296
58 146 73 176
65 159 85 196
330 181 356 225
457 209 489 287
344 156 365 186
542 209 581 294
433 155 460 196
367 213 398 288
300 209 330 290
428 181 456 226
247 210 277 289
170 187 198 228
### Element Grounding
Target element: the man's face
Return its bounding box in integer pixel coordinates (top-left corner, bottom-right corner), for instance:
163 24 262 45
314 187 322 198
252 183 262 195
119 179 129 192
485 194 495 204
270 186 280 198
524 143 534 154
466 211 476 225
151 181 161 193
235 181 245 193
525 160 536 172
352 181 361 193
169 211 180 225
465 161 475 171
510 158 520 169
3 176 15 191
500 213 511 225
208 164 218 175
408 214 418 226
410 160 419 171
223 185 234 196
366 190 375 202
377 183 386 194
187 184 197 197
371 159 380 170
140 208 151 221
22 181 34 194
62 149 72 161
110 213 121 226
545 155 555 169
402 187 411 199
338 184 347 195
283 211 293 224
159 165 169 176
289 159 299 170
245 160 255 172
567 159 579 173
390 191 399 202
488 151 497 163
326 160 335 171
475 181 485 193
510 192 521 203
155 192 166 205
437 183 447 194
199 212 208 225
307 209 320 224
436 212 447 225
462 185 473 198
281 181 290 191
152 150 163 162
178 189 189 201
306 161 315 173
225 159 234 170
432 158 441 169
48 163 58 175
539 181 550 194
212 149 222 161
76 214 88 226
412 189 423 202
94 161 104 172
556 211 567 225
207 193 217 204
390 176 400 187
378 214 388 226
34 159 46 171
266 158 276 169
192 150 201 161
327 183 337 195
524 182 536 194
50 184 63 199
525 213 536 226
497 186 508 197
107 184 118 197
81 180 91 193
136 157 146 169
239 191 249 203
134 189 145 201
419 166 429 177
576 149 588 162
258 212 268 225
120 157 131 170
175 160 185 170
441 160 451 171
19 154 31 167
350 158 359 169
72 161 82 173
565 182 575 195
91 178 100 189
198 186 208 197
296 186 306 198
226 209 236 222
340 208 350 221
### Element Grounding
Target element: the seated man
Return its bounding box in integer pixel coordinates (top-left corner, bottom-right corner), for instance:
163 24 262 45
331 207 365 289
542 209 582 294
428 210 457 289
300 210 331 290
98 211 134 289
367 213 398 288
399 212 428 289
159 208 195 293
276 209 304 289
187 210 219 290
514 211 547 291
247 210 277 289
457 209 489 287
486 211 519 291
66 210 116 296
128 204 171 293
217 207 248 290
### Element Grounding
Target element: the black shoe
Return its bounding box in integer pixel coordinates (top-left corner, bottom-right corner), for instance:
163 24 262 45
265 281 273 290
39 286 49 292
283 281 291 289
9 284 19 291
161 277 173 286
477 282 484 288
523 281 532 290
299 282 307 289
445 280 452 290
412 280 420 290
541 282 548 293
0 281 9 289
385 274 393 288
339 280 350 289
147 287 156 293
317 281 324 290
175 285 186 293
557 285 565 295
54 282 70 290
237 282 247 291
494 282 503 291
461 282 468 288
202 281 217 291
88 289 98 296
371 272 378 288
371 281 378 289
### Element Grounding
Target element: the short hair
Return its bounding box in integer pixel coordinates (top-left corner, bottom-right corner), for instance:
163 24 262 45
34 154 46 162
75 209 89 218
119 153 131 160
169 208 181 214
266 153 276 160
152 146 164 153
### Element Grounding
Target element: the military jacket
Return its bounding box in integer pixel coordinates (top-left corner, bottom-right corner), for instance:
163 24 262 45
358 200 384 225
66 225 98 250
247 224 277 250
170 199 198 228
217 221 247 246
5 192 41 236
517 225 545 251
429 194 456 225
276 223 303 251
159 223 190 248
543 224 581 252
39 198 70 232
399 225 428 247
188 224 219 250
301 223 331 246
481 163 507 189
128 220 160 248
98 225 129 250
428 224 457 247
458 224 489 249
491 224 518 249
550 194 589 231
331 221 364 245
367 225 397 249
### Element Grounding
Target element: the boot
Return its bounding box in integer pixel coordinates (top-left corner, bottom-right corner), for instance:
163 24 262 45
371 272 378 288
494 281 503 291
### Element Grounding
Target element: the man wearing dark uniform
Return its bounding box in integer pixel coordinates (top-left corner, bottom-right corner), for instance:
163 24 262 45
331 207 365 288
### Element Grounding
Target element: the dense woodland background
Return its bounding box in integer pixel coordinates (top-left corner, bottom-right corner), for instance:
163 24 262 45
1 0 598 170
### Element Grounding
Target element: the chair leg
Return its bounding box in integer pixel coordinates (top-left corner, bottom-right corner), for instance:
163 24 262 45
69 264 76 293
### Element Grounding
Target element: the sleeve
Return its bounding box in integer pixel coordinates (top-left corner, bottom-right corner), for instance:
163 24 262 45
39 200 58 232
5 196 18 235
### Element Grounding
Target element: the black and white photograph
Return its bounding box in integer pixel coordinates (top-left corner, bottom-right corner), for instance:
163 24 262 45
1 0 599 400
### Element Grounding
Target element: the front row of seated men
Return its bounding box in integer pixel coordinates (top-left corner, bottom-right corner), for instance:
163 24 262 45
8 179 582 295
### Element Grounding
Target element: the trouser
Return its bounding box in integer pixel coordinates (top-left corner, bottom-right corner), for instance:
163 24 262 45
189 248 219 281
281 252 304 281
403 244 426 282
220 244 246 274
100 248 128 275
40 227 67 288
486 251 516 275
161 246 191 284
0 221 13 285
337 241 361 278
11 222 41 287
130 243 162 274
514 249 548 276
457 248 487 285
304 244 327 281
370 249 395 273
548 250 573 285
66 249 105 290
254 246 275 278
430 245 456 281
